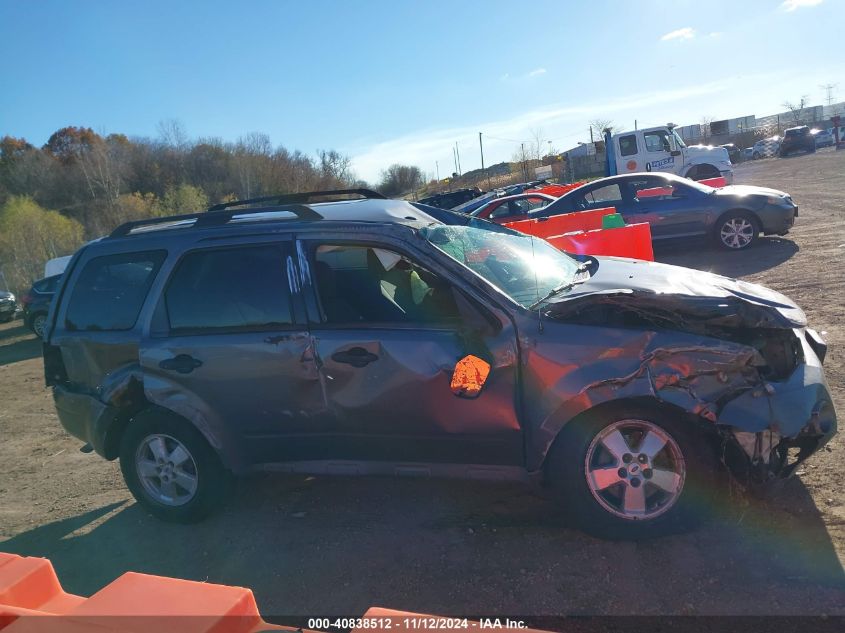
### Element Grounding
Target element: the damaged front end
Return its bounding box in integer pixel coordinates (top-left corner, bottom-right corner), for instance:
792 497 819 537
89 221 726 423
540 285 836 484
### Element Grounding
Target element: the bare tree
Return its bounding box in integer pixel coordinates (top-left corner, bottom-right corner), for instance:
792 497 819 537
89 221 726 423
700 116 715 141
589 119 615 140
378 164 422 197
782 95 810 123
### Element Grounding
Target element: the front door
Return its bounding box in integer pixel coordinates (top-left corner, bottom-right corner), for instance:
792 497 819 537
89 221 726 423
299 238 522 466
623 176 710 239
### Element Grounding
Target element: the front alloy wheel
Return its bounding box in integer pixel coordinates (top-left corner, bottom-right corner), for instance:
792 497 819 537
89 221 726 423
718 214 757 250
585 420 685 521
545 404 718 539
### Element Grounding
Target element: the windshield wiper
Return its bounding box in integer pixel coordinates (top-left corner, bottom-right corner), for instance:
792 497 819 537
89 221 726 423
527 264 590 310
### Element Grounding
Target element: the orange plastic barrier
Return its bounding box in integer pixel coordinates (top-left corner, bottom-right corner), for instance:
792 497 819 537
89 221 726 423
504 207 616 239
546 222 654 261
699 176 727 188
0 552 291 632
635 186 674 199
525 182 584 197
0 554 557 633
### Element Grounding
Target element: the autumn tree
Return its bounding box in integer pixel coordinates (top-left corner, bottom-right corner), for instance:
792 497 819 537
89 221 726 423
0 197 84 293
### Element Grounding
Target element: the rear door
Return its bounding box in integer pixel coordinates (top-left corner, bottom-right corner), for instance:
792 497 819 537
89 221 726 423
139 238 325 467
299 236 522 466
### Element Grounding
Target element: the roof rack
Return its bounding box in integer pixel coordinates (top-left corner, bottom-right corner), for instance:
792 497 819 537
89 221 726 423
207 188 386 212
109 204 321 238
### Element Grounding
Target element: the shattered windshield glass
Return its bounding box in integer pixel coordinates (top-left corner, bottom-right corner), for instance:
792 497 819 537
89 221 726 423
420 225 582 308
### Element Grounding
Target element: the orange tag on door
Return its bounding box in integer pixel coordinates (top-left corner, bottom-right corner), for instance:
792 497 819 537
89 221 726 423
450 355 491 398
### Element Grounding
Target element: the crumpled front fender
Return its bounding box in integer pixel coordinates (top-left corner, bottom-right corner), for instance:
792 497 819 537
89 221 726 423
522 323 767 472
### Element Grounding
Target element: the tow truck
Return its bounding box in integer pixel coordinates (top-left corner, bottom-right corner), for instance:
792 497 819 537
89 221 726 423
603 123 733 183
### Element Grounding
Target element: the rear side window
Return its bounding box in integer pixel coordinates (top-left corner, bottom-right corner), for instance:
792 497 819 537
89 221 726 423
65 251 166 331
165 246 293 333
34 276 61 293
619 135 638 156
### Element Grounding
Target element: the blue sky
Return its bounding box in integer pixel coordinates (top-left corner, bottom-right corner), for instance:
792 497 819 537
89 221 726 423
1 0 842 182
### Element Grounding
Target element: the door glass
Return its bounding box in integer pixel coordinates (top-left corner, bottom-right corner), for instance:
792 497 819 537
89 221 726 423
489 201 515 219
643 131 671 153
313 245 460 325
165 246 293 333
584 184 623 206
65 250 166 331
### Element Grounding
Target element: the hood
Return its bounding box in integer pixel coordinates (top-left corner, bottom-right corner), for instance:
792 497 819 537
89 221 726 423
683 145 730 162
545 257 806 331
715 184 789 198
0 291 13 300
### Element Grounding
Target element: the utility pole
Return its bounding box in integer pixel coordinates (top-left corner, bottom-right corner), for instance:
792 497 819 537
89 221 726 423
455 142 462 176
479 132 488 189
589 126 594 143
634 119 638 131
820 83 837 106
452 146 458 177
521 142 526 180
435 161 439 183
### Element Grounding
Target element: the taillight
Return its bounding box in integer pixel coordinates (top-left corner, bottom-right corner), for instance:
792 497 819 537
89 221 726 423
43 342 68 386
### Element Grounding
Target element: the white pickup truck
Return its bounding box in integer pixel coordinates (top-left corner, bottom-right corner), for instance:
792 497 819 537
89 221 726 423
605 124 733 183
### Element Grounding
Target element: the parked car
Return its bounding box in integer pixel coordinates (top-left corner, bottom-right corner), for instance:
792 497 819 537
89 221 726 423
470 192 557 223
44 189 835 539
779 126 815 157
20 274 61 337
812 128 835 148
752 137 780 159
742 147 754 161
719 143 741 163
0 291 17 323
418 187 483 210
536 172 797 250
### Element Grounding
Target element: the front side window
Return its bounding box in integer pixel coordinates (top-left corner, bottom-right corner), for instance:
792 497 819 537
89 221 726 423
66 250 166 331
489 201 517 219
644 131 671 153
619 135 638 156
313 244 460 325
165 246 292 333
584 184 623 205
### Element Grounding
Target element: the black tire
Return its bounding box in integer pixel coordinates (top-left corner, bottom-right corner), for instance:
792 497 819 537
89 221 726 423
752 151 761 160
685 164 720 181
713 210 759 250
120 407 232 523
0 315 13 323
545 403 719 540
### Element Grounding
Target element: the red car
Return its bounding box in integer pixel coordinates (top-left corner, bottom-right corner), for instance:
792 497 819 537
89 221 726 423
470 192 557 223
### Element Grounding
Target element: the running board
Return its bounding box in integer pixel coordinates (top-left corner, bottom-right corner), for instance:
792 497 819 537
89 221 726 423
258 460 531 482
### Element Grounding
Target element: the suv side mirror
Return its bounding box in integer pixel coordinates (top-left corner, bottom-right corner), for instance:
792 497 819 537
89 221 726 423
670 150 681 157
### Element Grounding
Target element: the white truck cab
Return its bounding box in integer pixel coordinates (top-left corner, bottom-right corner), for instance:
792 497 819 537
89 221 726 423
607 124 733 183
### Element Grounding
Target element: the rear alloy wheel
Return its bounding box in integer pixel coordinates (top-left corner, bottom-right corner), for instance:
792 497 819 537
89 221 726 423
120 408 231 523
716 212 758 250
546 404 718 539
31 314 47 338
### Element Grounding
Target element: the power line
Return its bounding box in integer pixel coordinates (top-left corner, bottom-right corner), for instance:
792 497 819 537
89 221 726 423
820 83 837 106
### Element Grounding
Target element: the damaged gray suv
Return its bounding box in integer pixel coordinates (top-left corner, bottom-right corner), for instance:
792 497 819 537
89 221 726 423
43 190 836 539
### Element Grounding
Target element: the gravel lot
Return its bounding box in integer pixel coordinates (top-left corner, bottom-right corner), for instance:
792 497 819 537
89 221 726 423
1 148 843 618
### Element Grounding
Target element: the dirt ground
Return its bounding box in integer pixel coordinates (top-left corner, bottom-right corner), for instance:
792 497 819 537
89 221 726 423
1 149 844 618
